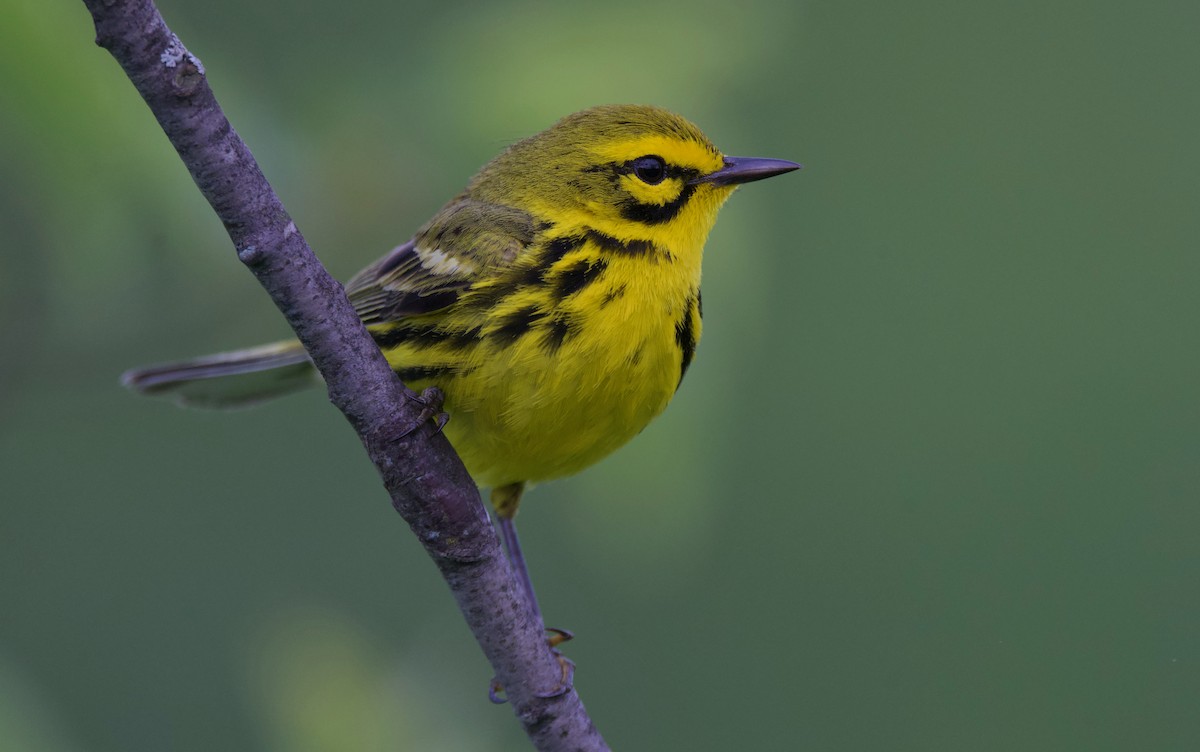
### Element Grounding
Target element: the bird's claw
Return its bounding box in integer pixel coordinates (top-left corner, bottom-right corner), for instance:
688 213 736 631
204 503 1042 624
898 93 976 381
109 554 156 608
534 652 576 699
487 628 576 704
488 677 507 704
545 626 573 648
399 386 449 438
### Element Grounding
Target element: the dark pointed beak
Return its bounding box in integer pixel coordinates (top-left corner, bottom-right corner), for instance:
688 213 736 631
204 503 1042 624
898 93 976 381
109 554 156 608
692 156 802 186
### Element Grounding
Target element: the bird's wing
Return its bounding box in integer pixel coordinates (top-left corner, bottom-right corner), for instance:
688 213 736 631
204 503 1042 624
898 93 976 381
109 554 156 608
346 198 536 323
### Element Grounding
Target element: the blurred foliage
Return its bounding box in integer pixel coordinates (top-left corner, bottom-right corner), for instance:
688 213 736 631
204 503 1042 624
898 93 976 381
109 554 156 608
3 1 1199 750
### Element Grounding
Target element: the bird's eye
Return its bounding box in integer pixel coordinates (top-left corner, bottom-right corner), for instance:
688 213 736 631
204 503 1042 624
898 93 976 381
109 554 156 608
629 155 667 185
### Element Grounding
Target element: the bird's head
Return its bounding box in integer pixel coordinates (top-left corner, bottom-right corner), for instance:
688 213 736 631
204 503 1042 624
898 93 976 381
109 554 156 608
468 105 799 254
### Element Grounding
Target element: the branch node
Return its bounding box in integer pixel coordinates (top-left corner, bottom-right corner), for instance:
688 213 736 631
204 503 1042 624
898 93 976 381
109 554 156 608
171 61 204 96
236 243 264 267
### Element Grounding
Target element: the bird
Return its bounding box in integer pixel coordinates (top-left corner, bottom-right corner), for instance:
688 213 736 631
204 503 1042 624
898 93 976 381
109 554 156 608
123 104 800 623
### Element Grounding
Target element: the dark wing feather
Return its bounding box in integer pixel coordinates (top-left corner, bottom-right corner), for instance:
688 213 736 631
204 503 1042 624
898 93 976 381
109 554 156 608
346 198 537 323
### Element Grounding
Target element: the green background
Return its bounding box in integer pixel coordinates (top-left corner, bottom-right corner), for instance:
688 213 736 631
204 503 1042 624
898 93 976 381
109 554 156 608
3 1 1198 750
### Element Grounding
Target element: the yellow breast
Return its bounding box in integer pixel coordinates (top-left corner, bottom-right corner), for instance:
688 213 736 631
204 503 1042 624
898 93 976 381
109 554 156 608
375 227 703 489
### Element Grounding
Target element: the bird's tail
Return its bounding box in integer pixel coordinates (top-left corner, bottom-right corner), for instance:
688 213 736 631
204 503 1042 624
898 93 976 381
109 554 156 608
121 340 318 409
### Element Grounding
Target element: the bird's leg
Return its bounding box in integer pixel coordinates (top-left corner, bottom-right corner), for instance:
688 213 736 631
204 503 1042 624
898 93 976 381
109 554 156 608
488 482 575 703
492 482 543 623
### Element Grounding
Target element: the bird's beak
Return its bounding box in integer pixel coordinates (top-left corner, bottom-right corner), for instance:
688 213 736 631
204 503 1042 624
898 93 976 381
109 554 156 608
692 156 802 186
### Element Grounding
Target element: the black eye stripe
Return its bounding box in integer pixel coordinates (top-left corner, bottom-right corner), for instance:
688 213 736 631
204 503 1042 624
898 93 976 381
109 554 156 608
600 160 700 183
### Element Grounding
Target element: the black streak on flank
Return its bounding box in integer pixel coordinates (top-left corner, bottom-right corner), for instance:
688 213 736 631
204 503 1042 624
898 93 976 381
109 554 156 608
514 262 545 288
553 258 608 300
514 234 587 289
371 323 482 351
370 326 404 350
542 234 585 266
395 363 468 384
620 183 696 225
542 315 573 354
493 305 545 343
675 295 698 389
600 283 627 307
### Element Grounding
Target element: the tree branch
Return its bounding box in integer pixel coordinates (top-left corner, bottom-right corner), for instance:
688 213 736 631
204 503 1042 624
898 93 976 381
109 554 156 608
81 2 608 749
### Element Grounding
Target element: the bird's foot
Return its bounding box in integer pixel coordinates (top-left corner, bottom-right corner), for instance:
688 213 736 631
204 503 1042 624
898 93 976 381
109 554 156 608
399 386 448 438
487 628 576 704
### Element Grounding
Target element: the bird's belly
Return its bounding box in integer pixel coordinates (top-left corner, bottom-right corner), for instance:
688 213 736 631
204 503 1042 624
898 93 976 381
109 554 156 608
439 310 684 488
